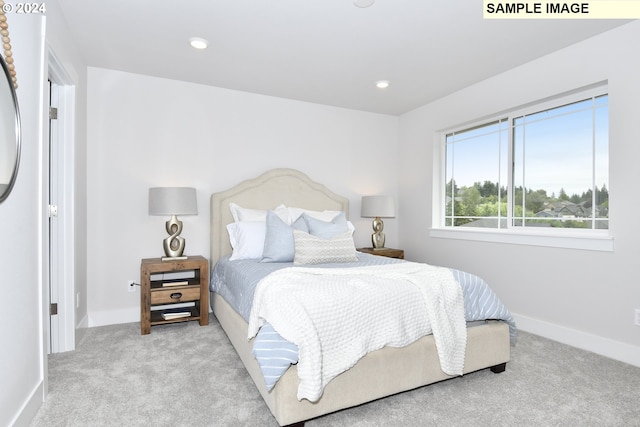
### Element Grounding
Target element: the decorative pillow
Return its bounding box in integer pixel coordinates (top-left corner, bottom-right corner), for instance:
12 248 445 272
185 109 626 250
227 221 266 260
261 211 309 263
229 203 290 223
293 230 358 265
303 211 350 239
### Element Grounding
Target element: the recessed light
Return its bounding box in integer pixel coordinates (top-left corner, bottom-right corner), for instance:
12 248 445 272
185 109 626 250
354 0 375 7
189 37 208 49
376 80 390 89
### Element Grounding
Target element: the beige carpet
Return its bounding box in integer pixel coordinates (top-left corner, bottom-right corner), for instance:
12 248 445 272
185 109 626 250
30 315 640 426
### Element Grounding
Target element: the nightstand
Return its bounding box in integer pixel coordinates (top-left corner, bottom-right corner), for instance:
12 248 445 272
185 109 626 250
140 255 209 335
357 247 404 259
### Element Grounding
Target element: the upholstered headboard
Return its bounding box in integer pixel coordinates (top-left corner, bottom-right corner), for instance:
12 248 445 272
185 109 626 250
210 168 349 265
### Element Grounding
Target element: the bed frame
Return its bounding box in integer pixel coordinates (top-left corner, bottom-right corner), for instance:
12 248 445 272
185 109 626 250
210 168 510 426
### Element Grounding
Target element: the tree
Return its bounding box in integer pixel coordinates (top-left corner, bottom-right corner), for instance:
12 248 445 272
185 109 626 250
558 188 569 201
446 179 607 229
458 186 481 219
596 184 608 205
445 179 458 199
478 180 498 198
526 190 547 214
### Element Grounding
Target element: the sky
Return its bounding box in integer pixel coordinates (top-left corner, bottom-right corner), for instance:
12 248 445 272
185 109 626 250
446 95 608 198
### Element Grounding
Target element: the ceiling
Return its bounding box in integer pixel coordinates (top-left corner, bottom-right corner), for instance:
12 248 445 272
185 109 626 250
56 0 628 115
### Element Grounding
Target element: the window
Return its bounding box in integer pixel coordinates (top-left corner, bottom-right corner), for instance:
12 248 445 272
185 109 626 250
442 87 609 237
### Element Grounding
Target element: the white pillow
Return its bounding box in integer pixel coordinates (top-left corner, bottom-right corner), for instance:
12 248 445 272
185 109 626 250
227 221 266 260
288 207 341 222
229 203 290 223
293 230 358 265
288 207 355 232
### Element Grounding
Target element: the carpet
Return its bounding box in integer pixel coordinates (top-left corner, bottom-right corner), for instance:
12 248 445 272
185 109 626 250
30 315 640 426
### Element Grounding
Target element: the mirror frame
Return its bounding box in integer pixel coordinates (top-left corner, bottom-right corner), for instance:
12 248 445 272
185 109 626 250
0 53 20 203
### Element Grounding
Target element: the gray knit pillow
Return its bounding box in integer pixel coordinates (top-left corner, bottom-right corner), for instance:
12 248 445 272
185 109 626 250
293 230 358 265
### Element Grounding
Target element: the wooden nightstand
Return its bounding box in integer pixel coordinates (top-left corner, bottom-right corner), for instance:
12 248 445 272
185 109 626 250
140 255 209 335
357 247 404 259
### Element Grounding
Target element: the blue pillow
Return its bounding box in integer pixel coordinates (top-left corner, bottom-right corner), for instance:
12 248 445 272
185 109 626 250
261 210 308 263
303 211 349 239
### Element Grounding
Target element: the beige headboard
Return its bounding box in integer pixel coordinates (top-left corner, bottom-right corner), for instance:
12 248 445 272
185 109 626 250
210 168 349 265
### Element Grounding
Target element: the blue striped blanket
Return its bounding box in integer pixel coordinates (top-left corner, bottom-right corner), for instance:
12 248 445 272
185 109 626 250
210 254 516 391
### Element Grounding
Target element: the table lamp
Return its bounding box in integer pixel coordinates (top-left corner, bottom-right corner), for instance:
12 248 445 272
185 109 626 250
148 187 197 260
361 195 395 249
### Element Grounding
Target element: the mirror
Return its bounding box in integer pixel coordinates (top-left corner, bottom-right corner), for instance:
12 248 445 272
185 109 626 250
0 53 20 203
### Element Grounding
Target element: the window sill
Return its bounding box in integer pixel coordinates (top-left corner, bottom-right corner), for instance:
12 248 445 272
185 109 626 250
429 227 613 252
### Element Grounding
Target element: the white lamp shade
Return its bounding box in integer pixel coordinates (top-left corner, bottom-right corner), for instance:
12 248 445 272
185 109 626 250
361 195 395 218
148 187 198 216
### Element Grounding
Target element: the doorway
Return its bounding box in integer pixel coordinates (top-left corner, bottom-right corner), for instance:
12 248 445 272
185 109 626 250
47 49 76 353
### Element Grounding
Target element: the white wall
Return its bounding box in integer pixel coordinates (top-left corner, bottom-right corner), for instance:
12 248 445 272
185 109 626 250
4 1 88 423
0 13 47 427
398 21 640 366
85 68 399 326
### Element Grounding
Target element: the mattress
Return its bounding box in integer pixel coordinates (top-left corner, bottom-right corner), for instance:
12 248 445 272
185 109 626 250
210 252 516 392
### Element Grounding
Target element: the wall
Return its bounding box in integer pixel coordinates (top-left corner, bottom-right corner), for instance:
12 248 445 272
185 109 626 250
0 13 46 427
86 68 399 326
398 21 640 366
4 0 88 422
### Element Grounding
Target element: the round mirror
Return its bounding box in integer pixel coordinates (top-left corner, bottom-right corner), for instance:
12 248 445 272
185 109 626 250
0 53 20 203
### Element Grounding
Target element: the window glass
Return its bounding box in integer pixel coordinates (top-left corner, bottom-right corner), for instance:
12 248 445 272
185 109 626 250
443 91 608 231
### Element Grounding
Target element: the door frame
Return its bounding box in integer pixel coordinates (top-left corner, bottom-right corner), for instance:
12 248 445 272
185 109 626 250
47 48 76 353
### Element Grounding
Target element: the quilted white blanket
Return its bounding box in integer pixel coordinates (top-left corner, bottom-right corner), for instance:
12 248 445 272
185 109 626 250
247 262 467 402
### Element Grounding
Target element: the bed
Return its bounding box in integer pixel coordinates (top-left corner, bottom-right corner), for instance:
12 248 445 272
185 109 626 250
209 168 513 426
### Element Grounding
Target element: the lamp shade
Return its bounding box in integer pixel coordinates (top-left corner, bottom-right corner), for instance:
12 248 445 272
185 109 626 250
148 187 198 216
361 195 395 218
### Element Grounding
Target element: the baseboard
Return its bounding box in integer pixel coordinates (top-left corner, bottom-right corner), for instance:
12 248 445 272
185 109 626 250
76 313 88 329
87 307 139 327
513 312 640 368
11 380 44 427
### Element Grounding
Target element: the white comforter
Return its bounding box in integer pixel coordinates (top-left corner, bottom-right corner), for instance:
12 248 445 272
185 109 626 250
247 262 467 402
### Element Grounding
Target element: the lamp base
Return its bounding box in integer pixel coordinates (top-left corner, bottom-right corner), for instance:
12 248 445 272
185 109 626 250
371 217 386 249
162 214 187 258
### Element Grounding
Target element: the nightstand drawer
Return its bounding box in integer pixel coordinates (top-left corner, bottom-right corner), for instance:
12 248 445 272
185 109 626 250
151 287 201 304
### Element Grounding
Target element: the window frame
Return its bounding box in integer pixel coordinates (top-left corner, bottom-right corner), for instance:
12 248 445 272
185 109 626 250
431 85 613 252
